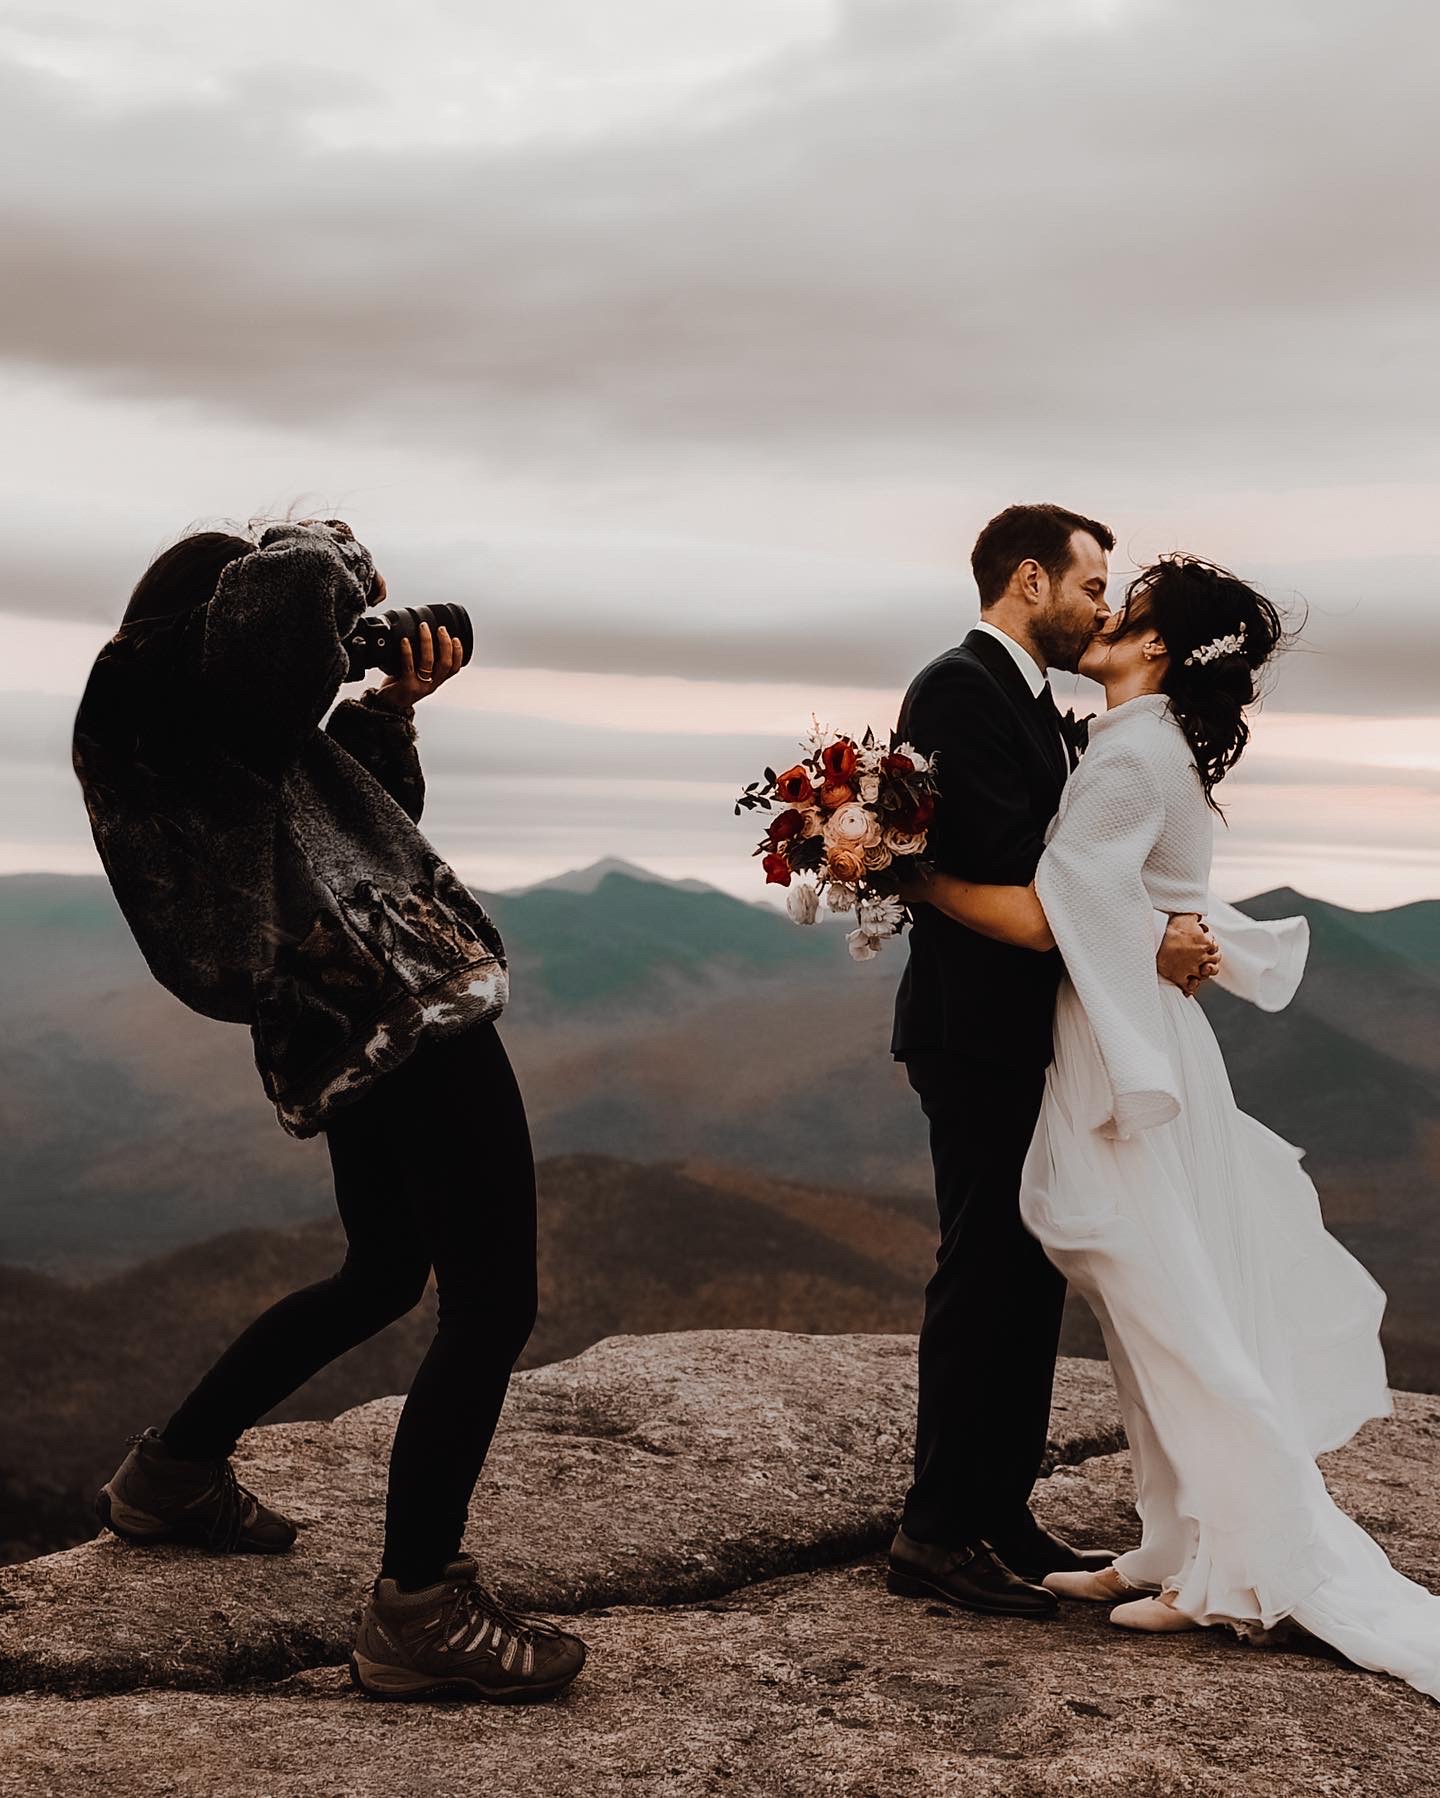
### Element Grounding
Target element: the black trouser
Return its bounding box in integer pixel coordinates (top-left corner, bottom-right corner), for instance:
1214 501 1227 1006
900 1051 1066 1549
162 1019 538 1589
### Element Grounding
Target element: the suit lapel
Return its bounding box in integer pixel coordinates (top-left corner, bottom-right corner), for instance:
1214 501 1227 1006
961 630 1069 793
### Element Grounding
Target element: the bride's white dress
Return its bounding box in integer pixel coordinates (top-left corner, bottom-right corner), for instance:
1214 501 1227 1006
1021 691 1440 1701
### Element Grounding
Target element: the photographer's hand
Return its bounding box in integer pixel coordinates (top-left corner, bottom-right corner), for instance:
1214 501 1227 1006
370 619 466 714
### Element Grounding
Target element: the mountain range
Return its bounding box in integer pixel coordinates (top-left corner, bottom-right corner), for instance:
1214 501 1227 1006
0 862 1436 1558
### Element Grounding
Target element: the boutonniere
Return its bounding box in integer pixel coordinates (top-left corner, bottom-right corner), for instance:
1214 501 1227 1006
1060 709 1094 756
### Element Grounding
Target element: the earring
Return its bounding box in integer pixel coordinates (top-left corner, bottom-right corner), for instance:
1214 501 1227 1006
1142 640 1166 660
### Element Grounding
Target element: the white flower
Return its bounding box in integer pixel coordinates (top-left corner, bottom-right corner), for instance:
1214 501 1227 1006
891 741 930 773
855 745 885 776
826 881 859 914
859 894 907 935
786 880 821 926
864 842 894 871
858 773 881 803
847 927 882 961
801 807 827 838
803 715 839 756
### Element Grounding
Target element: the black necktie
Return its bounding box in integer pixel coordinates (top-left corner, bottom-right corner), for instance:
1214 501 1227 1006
1034 682 1070 777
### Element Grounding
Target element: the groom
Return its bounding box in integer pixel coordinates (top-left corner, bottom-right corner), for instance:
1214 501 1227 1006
887 503 1218 1618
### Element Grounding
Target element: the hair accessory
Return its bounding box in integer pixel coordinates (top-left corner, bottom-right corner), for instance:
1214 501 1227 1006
1184 627 1247 668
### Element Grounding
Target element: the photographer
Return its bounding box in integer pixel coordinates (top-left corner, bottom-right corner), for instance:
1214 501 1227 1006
72 519 586 1704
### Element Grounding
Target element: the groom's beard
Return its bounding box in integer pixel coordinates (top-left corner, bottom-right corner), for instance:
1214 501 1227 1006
1035 617 1099 674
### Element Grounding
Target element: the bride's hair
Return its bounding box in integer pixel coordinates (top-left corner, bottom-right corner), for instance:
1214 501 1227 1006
1114 555 1289 809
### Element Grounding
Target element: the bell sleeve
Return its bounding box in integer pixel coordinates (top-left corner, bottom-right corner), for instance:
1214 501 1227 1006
1035 742 1177 1139
1206 895 1309 1011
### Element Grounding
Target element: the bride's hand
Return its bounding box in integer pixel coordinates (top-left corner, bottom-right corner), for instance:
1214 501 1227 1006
1158 913 1221 997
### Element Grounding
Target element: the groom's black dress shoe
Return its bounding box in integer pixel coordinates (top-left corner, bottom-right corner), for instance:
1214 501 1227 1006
982 1522 1117 1586
886 1527 1058 1618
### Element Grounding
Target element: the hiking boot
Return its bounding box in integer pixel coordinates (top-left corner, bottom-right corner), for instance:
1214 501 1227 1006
95 1428 297 1554
350 1555 587 1703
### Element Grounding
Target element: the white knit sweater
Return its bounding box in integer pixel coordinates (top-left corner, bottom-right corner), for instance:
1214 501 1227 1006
1035 692 1308 1139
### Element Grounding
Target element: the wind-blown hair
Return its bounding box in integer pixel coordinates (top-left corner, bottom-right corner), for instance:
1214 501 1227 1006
1112 554 1290 810
120 531 255 628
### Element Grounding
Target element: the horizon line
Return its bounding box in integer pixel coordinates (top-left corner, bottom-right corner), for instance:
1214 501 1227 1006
1 860 1436 917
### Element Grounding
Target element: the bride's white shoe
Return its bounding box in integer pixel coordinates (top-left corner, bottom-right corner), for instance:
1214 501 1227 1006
1109 1590 1199 1633
1043 1564 1152 1602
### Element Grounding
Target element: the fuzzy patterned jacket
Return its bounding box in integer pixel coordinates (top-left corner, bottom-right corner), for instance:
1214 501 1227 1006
72 521 508 1138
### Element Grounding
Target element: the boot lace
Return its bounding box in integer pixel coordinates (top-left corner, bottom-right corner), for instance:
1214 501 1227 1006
428 1576 567 1677
126 1433 257 1552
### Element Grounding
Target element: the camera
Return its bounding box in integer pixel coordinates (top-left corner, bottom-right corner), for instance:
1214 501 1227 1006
342 603 474 682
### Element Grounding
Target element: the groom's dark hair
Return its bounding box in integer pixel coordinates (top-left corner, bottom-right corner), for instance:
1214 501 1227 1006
972 504 1114 608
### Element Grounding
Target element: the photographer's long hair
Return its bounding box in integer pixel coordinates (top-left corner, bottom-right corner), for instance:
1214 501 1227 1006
121 530 254 628
1116 555 1291 811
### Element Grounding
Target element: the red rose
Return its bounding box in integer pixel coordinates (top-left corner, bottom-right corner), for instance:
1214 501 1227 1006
821 740 858 780
820 779 856 810
881 752 915 775
775 765 815 805
762 852 793 886
903 795 936 831
766 808 806 844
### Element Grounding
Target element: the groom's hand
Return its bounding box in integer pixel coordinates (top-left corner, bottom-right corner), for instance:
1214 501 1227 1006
1158 913 1221 998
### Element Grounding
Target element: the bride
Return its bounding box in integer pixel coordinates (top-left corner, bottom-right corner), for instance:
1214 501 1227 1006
903 553 1440 1702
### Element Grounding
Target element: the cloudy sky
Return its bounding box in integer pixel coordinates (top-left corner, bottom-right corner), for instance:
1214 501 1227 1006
2 0 1437 907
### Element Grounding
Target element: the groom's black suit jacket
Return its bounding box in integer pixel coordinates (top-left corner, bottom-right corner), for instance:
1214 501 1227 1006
891 628 1071 1072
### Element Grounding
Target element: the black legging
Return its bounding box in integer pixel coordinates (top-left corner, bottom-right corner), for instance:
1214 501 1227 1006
162 1019 538 1589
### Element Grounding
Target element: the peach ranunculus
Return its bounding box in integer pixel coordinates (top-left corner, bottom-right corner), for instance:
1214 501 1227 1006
825 843 867 883
864 842 894 871
820 778 856 810
802 807 827 838
823 802 879 848
882 825 927 856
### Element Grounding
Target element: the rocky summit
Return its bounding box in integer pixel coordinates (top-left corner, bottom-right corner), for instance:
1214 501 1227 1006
0 1330 1437 1796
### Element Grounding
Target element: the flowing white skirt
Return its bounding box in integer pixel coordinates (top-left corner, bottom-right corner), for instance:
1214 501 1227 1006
1021 975 1440 1701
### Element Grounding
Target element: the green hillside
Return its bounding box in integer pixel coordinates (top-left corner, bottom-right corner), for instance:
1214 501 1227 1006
478 870 835 1010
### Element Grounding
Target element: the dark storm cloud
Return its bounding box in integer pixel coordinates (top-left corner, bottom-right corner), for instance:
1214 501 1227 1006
0 0 1436 484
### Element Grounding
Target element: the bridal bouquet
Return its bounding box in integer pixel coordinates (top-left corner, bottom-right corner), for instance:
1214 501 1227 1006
735 721 939 959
